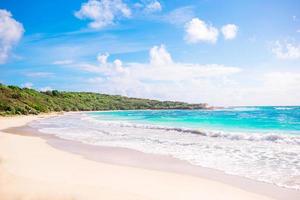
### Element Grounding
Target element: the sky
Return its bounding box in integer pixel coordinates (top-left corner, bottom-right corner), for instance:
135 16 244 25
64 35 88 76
0 0 300 106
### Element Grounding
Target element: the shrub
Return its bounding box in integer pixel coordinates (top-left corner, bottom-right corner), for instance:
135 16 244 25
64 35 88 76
52 90 60 96
11 93 21 99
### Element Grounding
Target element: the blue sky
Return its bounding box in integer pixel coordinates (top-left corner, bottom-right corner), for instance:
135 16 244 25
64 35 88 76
0 0 300 106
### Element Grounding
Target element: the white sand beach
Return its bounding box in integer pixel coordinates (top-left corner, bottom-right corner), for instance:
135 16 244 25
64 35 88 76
0 114 295 200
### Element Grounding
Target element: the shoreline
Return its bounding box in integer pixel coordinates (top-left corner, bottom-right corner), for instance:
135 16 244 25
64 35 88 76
0 114 299 200
7 121 300 200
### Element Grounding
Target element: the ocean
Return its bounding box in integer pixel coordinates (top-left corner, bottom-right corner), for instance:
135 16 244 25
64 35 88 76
29 106 300 190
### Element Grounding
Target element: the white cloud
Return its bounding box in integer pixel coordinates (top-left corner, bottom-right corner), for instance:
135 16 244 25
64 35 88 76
25 72 54 78
68 45 242 105
271 41 300 60
53 60 73 65
113 59 122 67
145 1 162 13
40 86 53 92
0 9 24 64
75 0 131 29
97 52 109 64
73 52 129 76
133 1 162 14
149 44 173 65
62 44 300 106
264 72 300 91
162 6 195 25
21 82 33 89
72 45 240 80
221 24 238 40
184 18 219 44
240 72 300 106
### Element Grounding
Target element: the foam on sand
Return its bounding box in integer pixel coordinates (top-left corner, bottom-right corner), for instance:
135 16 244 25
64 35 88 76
0 114 281 200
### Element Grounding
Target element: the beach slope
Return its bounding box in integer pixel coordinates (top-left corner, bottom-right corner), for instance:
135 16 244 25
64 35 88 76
0 115 275 200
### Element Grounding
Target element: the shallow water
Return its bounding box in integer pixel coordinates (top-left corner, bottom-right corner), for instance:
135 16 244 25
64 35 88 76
29 107 300 190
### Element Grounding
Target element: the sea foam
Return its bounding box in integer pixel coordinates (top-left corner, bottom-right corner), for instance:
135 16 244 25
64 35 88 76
29 112 300 190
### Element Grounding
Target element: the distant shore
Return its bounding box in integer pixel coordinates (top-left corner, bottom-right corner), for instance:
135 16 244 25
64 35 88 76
0 84 209 116
0 113 299 200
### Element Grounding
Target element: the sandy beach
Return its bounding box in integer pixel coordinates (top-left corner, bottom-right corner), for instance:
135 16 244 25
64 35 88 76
0 114 298 200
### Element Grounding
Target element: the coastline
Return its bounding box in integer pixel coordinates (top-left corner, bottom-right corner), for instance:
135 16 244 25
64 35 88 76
0 114 299 200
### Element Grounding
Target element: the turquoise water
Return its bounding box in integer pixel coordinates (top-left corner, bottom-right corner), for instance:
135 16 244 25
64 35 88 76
90 106 300 135
31 106 300 190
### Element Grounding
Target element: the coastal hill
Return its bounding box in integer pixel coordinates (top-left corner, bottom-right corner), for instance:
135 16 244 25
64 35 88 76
0 84 208 115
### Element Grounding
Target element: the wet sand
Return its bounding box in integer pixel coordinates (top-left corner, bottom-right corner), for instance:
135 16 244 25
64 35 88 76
0 114 299 200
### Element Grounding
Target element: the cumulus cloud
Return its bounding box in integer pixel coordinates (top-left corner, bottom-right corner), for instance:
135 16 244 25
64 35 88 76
184 18 219 44
145 1 162 13
0 9 24 64
59 44 300 105
149 44 173 65
73 51 129 76
71 45 241 80
75 0 131 29
271 41 300 60
64 45 242 105
113 59 122 67
221 24 238 40
97 52 109 64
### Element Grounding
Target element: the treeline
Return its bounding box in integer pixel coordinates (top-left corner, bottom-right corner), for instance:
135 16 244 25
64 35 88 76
0 84 208 115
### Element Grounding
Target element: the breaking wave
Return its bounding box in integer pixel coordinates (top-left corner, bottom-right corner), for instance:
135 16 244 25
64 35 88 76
83 116 300 145
29 112 300 191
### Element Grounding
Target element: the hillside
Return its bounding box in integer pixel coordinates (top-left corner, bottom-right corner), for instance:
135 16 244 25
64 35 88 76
0 84 208 115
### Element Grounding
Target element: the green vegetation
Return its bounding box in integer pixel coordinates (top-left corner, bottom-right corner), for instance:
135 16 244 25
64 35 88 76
0 84 208 116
